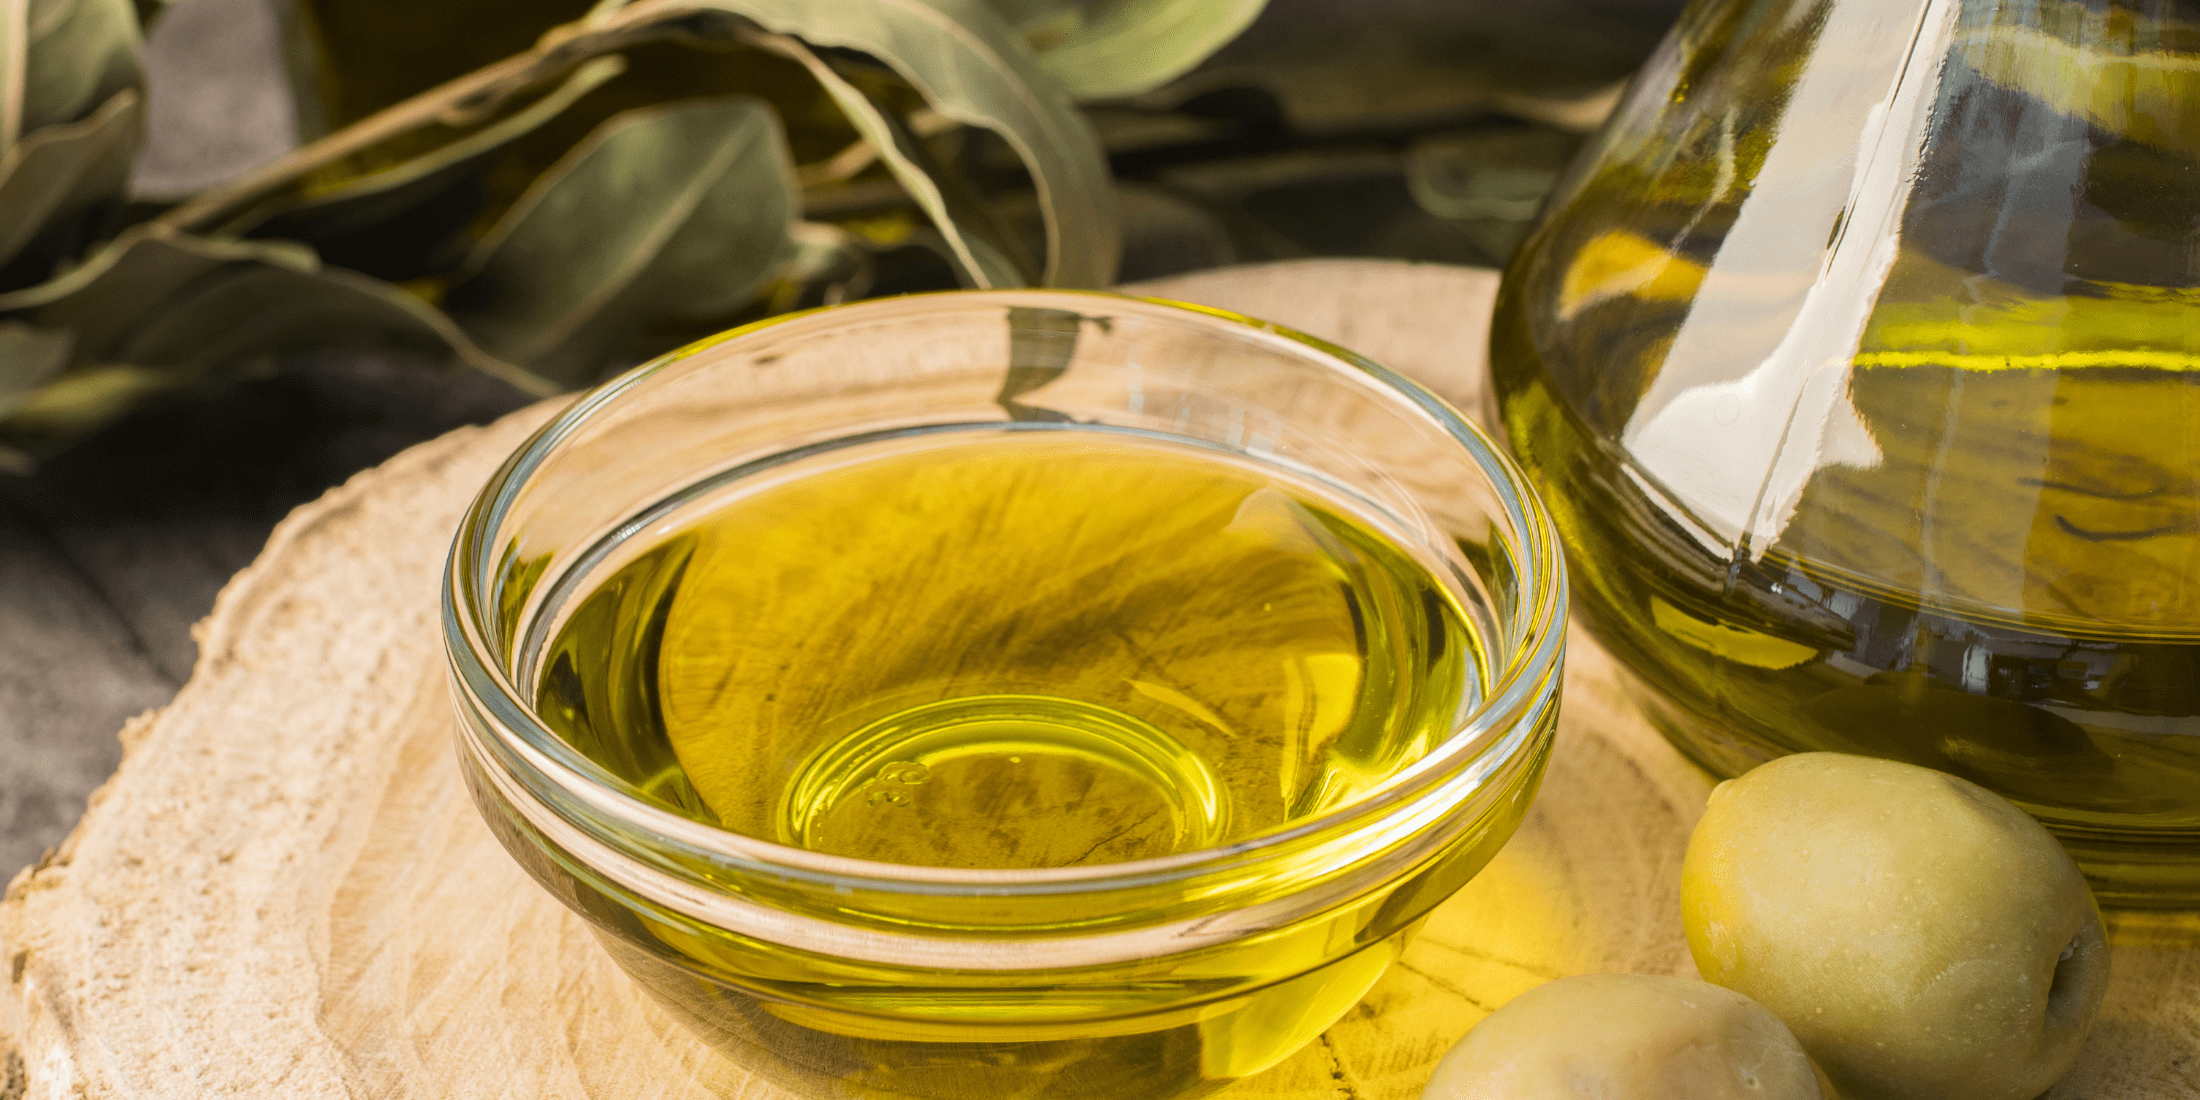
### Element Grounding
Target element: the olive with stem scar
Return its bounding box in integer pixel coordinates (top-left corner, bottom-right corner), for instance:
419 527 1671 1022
1683 752 2109 1100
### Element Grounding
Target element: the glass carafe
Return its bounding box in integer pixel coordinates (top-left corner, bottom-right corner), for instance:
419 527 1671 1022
1492 0 2200 904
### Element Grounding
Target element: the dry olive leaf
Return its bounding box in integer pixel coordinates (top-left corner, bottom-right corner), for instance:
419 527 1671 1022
444 94 797 385
591 0 1118 286
751 32 1030 289
0 318 71 418
0 1 19 155
1005 0 1270 100
280 0 600 138
0 0 145 285
0 224 528 458
219 57 625 242
8 0 141 145
259 0 856 221
0 86 136 274
152 15 676 238
0 0 1223 459
171 0 1117 289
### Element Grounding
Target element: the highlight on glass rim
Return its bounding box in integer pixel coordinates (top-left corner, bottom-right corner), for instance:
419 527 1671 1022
0 0 2191 1097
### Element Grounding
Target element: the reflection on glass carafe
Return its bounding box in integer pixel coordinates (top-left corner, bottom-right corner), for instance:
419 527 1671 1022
1491 0 2200 903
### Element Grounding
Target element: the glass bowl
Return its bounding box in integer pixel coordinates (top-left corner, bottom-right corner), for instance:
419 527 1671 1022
442 290 1567 1099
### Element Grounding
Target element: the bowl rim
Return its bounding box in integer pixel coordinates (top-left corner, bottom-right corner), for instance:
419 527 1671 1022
442 287 1568 895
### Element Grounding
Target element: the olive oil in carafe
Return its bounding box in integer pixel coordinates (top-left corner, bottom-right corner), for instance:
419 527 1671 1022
533 429 1480 870
1498 339 2200 828
1487 4 2200 900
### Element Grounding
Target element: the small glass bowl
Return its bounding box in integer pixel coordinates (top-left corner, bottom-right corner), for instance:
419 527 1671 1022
442 290 1567 1099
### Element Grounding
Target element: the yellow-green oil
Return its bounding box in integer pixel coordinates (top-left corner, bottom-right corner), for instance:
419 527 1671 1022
538 428 1478 867
520 428 1503 1097
1497 320 2200 831
1488 6 2200 902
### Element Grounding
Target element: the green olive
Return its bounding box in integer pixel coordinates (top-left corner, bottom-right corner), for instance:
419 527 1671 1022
1419 973 1824 1099
1683 752 2109 1100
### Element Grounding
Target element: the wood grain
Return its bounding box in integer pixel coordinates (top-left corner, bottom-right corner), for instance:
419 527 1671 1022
1 259 2192 1099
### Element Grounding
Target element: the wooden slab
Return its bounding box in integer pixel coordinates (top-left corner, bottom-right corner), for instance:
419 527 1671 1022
3 259 2194 1099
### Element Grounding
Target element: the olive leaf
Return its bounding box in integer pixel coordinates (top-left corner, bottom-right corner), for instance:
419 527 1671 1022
152 10 676 238
273 0 598 136
762 220 873 312
746 32 1030 288
225 56 624 241
593 0 1118 287
0 86 136 275
443 95 797 386
0 317 71 414
983 0 1072 33
16 0 141 138
0 224 535 457
0 1 17 158
263 0 857 205
53 0 1116 428
166 0 1118 291
1004 0 1270 100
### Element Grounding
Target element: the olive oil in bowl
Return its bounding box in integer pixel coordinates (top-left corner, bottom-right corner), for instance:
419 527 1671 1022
446 289 1565 1100
535 428 1480 870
